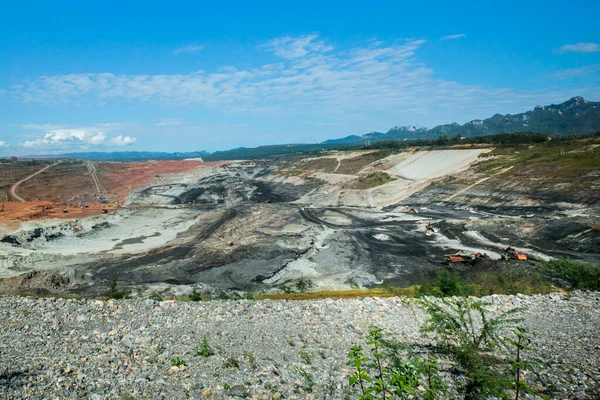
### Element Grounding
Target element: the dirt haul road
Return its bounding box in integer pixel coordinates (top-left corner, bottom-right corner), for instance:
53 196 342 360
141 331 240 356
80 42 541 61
9 163 58 202
86 162 103 193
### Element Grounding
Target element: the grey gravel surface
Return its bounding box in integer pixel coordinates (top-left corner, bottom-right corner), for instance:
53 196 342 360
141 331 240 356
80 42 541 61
0 292 599 399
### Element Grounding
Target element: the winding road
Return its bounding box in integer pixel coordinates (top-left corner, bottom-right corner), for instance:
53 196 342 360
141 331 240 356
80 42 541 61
9 163 58 202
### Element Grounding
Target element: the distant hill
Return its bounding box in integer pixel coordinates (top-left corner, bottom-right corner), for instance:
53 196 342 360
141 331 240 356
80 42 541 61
322 97 600 144
56 97 599 162
60 151 209 161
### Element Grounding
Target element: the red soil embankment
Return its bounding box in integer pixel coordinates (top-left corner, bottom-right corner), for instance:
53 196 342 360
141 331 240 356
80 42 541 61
96 160 226 204
0 202 116 229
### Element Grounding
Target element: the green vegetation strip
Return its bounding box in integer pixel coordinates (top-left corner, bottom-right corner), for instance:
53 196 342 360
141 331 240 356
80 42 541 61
351 171 396 189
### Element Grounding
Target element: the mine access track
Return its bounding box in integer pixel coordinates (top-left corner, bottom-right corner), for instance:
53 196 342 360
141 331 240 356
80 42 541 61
86 162 104 193
9 163 58 202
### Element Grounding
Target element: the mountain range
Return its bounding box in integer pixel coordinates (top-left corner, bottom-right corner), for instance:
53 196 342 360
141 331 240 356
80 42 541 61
53 97 599 161
322 97 600 145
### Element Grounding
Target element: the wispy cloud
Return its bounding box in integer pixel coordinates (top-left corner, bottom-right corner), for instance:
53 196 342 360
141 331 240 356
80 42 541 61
554 42 600 54
0 141 6 147
5 34 597 132
441 33 465 40
261 33 333 59
172 44 205 55
155 119 183 127
553 64 600 79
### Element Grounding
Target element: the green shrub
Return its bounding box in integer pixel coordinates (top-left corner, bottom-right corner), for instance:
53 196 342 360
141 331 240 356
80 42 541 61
416 270 474 297
106 279 129 300
149 292 164 302
418 297 536 399
294 366 315 393
295 278 315 293
188 290 203 301
223 357 240 369
539 258 600 290
298 350 311 365
347 326 444 399
195 337 214 358
280 285 295 294
170 357 186 367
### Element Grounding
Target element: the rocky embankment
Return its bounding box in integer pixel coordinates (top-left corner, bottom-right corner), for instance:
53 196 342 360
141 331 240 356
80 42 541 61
0 293 599 399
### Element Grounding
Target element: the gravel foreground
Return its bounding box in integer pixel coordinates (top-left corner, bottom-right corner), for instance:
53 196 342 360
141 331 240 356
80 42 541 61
0 293 599 399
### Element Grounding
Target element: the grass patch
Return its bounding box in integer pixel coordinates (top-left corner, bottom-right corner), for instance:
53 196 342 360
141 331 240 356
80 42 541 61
476 137 600 179
469 268 556 296
255 265 564 301
351 171 396 189
299 158 338 173
255 287 418 301
416 269 475 297
417 268 556 298
106 279 130 300
539 258 600 290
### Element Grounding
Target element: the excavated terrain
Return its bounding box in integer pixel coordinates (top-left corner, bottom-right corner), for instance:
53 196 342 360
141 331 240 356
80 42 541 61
0 144 598 298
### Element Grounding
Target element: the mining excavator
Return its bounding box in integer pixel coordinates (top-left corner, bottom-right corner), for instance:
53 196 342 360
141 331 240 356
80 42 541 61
445 252 490 264
501 247 527 261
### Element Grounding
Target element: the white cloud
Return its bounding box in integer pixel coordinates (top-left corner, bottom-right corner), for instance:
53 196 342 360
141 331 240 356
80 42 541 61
554 42 600 54
19 126 135 150
111 135 136 146
89 132 107 145
553 64 600 79
441 33 466 40
6 33 598 130
262 33 333 59
172 44 205 55
22 128 105 149
0 141 6 147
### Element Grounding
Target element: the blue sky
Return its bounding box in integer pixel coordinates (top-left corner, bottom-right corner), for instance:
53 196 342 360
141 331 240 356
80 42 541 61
1 0 599 155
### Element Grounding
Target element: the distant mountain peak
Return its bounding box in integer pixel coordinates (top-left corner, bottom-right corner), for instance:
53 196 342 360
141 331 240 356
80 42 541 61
323 96 599 144
388 125 428 132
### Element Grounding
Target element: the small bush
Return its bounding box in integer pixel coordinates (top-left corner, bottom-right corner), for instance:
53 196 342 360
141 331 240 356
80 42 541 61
280 285 295 294
298 350 311 365
539 258 600 290
294 367 315 393
347 326 444 399
418 297 534 399
149 292 164 302
295 278 315 293
223 357 240 369
106 279 129 300
170 357 186 367
195 337 214 358
416 269 474 297
348 278 360 289
188 290 203 301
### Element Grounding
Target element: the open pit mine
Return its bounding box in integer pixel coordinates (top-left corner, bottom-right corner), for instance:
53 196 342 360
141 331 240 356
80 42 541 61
0 143 598 298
